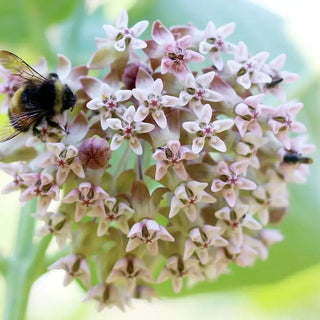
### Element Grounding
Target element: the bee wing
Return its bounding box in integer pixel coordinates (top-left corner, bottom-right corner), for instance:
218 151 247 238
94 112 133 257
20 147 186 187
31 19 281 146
0 50 48 84
0 113 21 141
0 109 47 142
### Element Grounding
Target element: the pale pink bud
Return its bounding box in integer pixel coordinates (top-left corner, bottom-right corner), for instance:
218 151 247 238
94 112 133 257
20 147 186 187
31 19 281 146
79 137 111 169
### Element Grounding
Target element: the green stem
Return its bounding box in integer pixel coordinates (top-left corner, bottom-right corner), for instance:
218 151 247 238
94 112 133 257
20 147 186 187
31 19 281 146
113 145 131 177
0 253 8 276
3 199 52 320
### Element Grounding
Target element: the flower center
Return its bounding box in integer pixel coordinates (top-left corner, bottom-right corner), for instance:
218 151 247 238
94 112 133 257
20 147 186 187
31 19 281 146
195 89 206 99
124 126 133 137
82 199 92 207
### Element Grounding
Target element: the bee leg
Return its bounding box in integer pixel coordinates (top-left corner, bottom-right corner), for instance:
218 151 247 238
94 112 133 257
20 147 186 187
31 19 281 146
46 119 67 133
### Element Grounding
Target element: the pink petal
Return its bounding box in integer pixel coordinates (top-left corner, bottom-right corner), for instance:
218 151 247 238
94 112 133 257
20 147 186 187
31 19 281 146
129 137 143 155
161 56 173 74
222 188 237 207
134 105 149 122
126 238 141 252
135 68 154 89
161 95 180 107
176 35 191 50
152 20 174 45
155 161 168 180
230 160 250 175
192 137 205 153
235 117 249 137
196 71 215 87
56 167 70 185
75 204 87 222
63 189 80 203
211 179 226 192
169 196 183 218
185 50 205 63
57 54 71 81
209 136 227 152
236 177 257 190
217 161 230 176
269 53 286 71
110 134 124 151
130 20 149 37
87 47 116 69
217 22 235 38
152 110 167 128
173 163 188 180
116 9 128 30
237 73 251 89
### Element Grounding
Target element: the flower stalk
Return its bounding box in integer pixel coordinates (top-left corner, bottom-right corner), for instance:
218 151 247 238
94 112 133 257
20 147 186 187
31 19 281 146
3 199 52 320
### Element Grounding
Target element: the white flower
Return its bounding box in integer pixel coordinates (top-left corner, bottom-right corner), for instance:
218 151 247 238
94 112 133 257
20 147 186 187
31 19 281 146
106 106 155 155
126 219 174 255
227 41 271 89
183 104 234 153
169 181 216 221
103 9 149 52
199 21 236 70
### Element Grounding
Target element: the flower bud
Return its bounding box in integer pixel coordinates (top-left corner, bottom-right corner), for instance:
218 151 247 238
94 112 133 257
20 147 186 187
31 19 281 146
121 62 152 89
78 137 111 169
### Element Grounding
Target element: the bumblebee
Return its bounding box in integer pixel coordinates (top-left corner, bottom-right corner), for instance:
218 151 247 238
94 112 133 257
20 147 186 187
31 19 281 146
0 50 76 141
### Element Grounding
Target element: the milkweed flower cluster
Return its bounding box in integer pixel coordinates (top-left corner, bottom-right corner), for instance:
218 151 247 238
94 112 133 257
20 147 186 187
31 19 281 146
0 9 314 311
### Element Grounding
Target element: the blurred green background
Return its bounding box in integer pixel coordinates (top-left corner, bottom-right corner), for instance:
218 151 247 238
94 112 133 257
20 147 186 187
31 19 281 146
0 0 320 319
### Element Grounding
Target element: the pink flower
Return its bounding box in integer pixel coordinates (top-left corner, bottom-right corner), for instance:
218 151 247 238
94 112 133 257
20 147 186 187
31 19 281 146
261 54 299 100
106 105 155 155
182 104 234 153
81 76 131 130
152 140 198 180
250 181 289 225
199 21 236 70
39 142 85 185
215 204 262 253
211 160 256 207
157 256 204 293
107 256 153 293
84 284 127 311
183 225 228 264
235 133 268 169
227 42 271 89
151 20 204 80
169 181 216 221
179 72 224 111
93 196 134 237
20 172 59 215
63 182 108 222
126 219 174 255
56 54 88 93
132 68 180 128
103 9 149 52
234 94 266 137
34 211 71 249
267 101 306 149
48 254 91 288
0 161 30 193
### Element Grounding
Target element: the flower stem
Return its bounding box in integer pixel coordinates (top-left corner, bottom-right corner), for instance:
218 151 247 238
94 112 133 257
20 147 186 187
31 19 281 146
113 145 131 177
3 199 52 320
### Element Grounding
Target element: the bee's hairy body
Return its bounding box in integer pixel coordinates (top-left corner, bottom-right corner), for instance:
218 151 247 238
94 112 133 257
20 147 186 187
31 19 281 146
0 50 76 141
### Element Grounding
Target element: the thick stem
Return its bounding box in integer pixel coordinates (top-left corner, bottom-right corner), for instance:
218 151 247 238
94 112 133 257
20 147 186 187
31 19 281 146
3 199 52 320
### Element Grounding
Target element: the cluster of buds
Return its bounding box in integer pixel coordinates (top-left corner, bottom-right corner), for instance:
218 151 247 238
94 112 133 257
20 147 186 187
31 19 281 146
0 9 314 311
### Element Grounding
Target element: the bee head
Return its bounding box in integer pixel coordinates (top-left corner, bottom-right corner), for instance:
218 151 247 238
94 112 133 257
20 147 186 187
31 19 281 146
48 73 59 82
62 85 76 111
